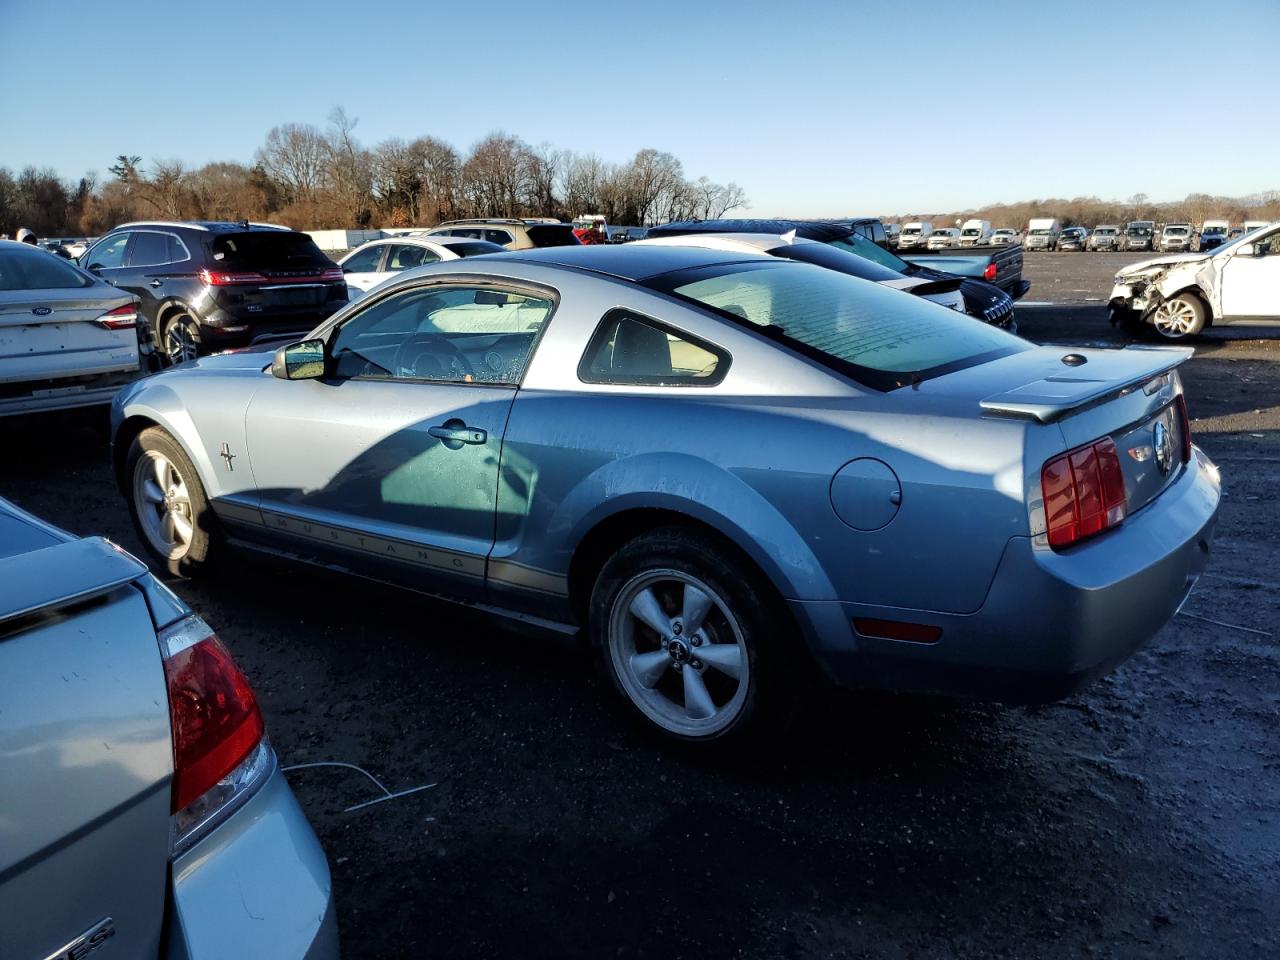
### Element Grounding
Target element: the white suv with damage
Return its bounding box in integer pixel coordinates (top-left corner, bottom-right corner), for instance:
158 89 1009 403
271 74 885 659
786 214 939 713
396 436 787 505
1109 221 1280 339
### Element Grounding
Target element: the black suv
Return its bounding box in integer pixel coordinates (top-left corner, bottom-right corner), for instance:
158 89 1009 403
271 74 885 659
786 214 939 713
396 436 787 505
79 221 347 364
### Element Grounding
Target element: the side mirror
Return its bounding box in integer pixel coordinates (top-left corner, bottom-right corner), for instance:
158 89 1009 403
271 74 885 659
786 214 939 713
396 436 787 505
271 339 327 380
86 263 104 274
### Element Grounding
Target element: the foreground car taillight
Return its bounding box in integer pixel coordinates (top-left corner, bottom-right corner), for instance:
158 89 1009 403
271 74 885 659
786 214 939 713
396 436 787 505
1041 437 1127 550
94 303 139 329
1176 394 1192 463
160 615 271 855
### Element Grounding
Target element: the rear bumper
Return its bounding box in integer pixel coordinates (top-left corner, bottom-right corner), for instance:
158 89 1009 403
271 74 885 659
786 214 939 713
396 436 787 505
168 764 338 960
0 368 140 416
791 446 1220 703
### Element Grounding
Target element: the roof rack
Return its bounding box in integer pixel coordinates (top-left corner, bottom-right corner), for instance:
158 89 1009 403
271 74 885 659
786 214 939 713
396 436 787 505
116 220 209 231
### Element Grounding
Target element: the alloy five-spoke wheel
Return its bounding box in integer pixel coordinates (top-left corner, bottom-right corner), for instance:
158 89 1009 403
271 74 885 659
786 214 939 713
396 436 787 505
133 450 195 560
607 569 749 738
163 314 200 364
1151 294 1206 339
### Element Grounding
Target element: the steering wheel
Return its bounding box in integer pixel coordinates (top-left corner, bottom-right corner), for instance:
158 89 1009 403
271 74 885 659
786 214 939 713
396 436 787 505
392 332 474 380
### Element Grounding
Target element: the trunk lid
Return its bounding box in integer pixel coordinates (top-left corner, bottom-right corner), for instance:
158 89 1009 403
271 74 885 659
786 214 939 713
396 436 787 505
919 344 1194 520
0 289 139 383
0 529 171 959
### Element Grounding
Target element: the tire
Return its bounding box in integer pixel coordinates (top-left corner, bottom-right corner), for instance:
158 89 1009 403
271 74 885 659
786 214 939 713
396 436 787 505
1149 292 1208 340
125 426 218 577
588 526 805 748
160 310 201 366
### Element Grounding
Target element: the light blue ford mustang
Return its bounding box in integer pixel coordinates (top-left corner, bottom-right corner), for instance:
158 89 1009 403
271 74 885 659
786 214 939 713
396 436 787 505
112 245 1220 745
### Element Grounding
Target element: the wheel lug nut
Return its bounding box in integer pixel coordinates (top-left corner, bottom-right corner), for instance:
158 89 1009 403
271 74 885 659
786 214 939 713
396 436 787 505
691 636 702 647
692 659 702 669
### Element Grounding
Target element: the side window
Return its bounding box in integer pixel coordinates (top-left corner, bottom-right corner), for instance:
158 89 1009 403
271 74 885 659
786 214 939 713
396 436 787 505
578 309 728 387
129 231 170 267
341 244 384 274
484 229 514 246
386 244 439 272
451 228 483 240
87 233 130 269
329 284 554 385
166 234 190 263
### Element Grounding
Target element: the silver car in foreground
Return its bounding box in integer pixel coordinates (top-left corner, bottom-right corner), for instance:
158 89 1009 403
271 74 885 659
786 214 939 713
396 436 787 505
112 245 1220 746
0 239 142 416
0 498 337 959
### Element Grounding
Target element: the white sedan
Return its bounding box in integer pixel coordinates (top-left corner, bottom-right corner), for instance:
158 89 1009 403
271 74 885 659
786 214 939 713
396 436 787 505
338 235 506 300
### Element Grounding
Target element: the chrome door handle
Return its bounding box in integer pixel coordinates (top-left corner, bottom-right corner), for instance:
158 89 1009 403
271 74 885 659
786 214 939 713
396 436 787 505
428 424 486 445
149 279 163 288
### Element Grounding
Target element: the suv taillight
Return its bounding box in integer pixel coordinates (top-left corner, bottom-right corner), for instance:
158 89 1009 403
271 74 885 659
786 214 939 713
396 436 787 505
94 303 139 329
160 615 269 854
200 267 268 286
1041 437 1127 550
320 267 344 282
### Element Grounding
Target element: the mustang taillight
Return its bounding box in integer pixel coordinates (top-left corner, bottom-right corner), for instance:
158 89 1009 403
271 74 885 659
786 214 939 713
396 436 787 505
94 303 139 329
1041 437 1127 550
160 616 264 813
199 267 268 286
983 262 998 281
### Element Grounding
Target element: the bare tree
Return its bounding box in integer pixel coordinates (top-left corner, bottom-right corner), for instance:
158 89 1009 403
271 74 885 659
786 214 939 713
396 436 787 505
255 123 327 204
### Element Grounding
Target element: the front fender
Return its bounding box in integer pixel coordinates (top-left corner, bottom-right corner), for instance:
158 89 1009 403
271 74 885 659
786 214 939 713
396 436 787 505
552 452 836 602
113 383 222 497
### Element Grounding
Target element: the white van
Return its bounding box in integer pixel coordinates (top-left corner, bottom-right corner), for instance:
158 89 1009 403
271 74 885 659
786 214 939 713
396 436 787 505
897 221 934 249
958 219 992 247
1243 220 1270 234
1024 218 1061 252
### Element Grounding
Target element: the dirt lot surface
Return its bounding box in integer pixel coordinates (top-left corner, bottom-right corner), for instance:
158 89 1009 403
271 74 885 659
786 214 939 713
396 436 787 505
2 252 1276 958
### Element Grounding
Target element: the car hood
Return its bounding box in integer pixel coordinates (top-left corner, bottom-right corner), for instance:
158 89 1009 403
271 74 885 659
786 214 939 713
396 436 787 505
1118 252 1208 275
181 340 284 372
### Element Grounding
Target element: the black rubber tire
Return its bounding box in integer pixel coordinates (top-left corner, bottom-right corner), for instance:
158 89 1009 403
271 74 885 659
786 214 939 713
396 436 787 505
588 526 807 749
161 310 201 366
125 426 218 577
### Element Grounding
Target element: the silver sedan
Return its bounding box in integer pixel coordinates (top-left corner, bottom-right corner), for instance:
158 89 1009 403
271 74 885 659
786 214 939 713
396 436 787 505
111 245 1220 745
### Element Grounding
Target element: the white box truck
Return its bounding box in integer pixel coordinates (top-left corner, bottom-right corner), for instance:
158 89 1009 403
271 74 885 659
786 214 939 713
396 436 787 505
958 219 993 247
1024 218 1061 252
897 221 934 250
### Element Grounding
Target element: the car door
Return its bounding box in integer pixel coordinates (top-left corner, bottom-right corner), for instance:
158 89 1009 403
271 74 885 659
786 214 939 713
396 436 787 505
339 243 388 300
81 230 133 287
112 229 192 334
243 278 557 600
1219 229 1280 318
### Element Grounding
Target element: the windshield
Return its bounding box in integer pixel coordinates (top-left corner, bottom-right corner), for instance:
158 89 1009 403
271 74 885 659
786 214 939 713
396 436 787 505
961 229 980 237
0 244 93 290
1096 228 1117 235
1028 229 1050 236
651 260 1026 391
823 231 914 272
1165 227 1189 236
769 241 905 283
447 240 506 258
1126 225 1153 236
901 227 921 236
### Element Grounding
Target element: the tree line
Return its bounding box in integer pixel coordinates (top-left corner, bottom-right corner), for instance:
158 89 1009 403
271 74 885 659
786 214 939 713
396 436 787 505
0 107 749 238
887 191 1280 231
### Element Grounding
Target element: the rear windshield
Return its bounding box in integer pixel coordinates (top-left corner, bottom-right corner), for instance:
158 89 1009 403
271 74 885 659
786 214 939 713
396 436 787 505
0 245 92 290
447 240 506 258
525 224 581 248
210 231 329 267
650 261 1027 391
822 231 914 273
768 242 904 283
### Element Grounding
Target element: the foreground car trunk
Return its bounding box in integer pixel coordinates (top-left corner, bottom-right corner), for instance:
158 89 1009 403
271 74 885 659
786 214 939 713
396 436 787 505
0 535 172 959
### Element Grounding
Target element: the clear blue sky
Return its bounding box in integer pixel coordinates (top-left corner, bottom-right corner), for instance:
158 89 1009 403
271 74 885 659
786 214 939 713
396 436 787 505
2 0 1276 216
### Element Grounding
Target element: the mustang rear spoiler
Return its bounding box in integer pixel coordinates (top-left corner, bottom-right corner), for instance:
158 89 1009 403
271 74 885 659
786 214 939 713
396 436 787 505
0 537 147 625
979 346 1193 424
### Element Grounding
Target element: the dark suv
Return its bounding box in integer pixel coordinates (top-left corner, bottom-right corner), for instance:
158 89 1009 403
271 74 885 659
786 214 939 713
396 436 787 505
79 221 347 364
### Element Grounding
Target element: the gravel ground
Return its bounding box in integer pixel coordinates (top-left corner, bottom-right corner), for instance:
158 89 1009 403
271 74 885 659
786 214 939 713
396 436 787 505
2 252 1276 959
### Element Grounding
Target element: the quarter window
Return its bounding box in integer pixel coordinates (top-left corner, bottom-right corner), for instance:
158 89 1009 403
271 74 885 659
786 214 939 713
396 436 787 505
484 229 514 246
579 310 727 386
329 284 555 385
